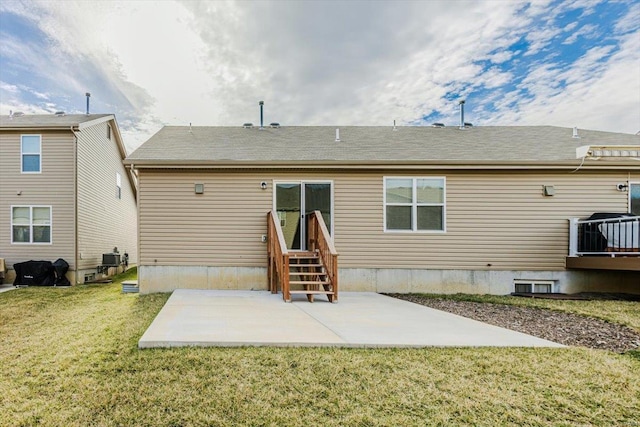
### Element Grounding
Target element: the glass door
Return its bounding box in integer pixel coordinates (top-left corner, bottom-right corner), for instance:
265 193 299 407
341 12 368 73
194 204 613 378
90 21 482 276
275 181 332 250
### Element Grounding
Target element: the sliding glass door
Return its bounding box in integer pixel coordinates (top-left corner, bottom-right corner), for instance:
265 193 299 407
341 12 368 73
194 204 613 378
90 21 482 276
275 181 332 250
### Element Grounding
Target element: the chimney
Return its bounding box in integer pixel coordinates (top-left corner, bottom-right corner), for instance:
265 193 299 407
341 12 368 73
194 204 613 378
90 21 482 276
86 92 91 115
259 101 264 130
459 99 465 129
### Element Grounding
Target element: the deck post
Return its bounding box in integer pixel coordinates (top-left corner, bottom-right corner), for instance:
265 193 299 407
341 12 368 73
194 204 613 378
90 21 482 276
568 218 579 257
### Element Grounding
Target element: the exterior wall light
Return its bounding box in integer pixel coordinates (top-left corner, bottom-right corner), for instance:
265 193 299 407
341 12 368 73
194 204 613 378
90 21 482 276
260 181 268 190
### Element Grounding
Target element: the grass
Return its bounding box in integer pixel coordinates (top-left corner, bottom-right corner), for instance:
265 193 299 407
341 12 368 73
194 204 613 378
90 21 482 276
409 293 640 332
0 272 638 426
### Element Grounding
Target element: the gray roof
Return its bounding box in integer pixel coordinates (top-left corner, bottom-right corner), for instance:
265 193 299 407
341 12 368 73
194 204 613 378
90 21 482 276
126 125 640 168
0 113 113 129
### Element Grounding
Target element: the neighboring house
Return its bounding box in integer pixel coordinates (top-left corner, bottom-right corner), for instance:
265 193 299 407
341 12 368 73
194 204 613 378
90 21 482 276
0 113 137 284
124 125 639 295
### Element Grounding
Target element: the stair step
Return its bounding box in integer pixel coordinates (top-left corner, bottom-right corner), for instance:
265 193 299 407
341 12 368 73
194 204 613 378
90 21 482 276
289 290 335 295
289 252 317 257
289 271 327 276
290 280 330 285
289 263 322 268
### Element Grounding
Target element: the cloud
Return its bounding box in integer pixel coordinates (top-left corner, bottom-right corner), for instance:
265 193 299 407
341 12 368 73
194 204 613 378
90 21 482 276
0 0 638 152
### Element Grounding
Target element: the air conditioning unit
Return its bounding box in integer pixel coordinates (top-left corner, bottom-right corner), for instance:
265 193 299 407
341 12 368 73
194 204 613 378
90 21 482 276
102 253 121 267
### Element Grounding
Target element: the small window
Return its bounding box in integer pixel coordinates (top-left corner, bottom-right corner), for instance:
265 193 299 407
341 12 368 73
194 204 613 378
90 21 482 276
116 172 122 199
12 206 51 244
384 177 445 231
21 135 41 173
631 183 640 216
514 280 555 294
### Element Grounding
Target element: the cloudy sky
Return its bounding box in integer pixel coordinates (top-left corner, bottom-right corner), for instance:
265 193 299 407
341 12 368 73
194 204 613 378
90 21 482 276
1 0 639 153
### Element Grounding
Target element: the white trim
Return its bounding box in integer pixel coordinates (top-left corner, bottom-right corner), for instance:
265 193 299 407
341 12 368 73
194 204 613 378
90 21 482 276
20 134 42 174
272 180 335 250
10 205 53 245
630 182 640 215
383 176 446 233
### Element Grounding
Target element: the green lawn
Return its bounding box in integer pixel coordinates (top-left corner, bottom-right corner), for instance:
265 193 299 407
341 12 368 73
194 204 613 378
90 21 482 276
1 271 638 426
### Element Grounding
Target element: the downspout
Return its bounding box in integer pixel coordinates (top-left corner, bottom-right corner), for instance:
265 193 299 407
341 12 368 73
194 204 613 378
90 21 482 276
131 164 142 284
70 126 80 283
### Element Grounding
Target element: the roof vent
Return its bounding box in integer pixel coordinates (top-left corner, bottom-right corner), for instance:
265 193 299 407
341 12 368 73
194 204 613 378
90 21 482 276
459 99 466 130
432 123 445 128
243 123 253 128
13 111 24 117
270 122 280 128
55 111 65 116
464 122 473 128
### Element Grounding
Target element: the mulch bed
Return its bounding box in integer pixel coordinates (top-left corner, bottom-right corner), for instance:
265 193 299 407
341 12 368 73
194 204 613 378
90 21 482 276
387 294 640 353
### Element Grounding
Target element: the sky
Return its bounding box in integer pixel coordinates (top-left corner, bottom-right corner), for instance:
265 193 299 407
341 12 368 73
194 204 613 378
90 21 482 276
0 0 639 154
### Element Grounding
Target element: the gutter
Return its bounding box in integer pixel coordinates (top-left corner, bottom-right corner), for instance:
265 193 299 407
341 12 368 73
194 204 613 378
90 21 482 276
70 126 80 283
123 159 640 171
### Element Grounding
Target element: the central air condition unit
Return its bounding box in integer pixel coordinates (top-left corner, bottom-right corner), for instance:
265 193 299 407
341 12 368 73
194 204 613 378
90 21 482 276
102 253 121 267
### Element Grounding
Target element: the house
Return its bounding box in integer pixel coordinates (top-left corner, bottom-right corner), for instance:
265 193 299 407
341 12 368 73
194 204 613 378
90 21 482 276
124 124 639 296
0 113 137 284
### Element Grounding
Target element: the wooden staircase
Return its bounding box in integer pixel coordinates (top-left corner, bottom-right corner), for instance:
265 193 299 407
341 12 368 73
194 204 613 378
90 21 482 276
288 251 336 303
267 210 338 303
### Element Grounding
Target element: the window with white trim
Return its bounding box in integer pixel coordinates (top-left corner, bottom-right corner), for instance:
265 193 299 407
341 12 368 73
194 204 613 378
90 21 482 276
12 206 52 244
21 135 41 173
631 183 640 216
384 177 445 231
116 172 122 199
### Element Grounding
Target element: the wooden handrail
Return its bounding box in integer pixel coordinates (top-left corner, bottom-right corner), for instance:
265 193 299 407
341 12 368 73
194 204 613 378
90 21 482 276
308 211 339 302
267 210 290 301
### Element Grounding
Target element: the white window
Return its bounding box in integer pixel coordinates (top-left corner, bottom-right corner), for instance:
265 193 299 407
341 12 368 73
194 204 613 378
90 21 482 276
384 177 446 232
12 206 52 244
631 183 640 216
116 172 122 199
21 135 41 173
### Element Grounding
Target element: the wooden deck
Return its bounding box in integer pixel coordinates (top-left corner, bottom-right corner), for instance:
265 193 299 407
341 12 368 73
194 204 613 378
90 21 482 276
566 256 640 271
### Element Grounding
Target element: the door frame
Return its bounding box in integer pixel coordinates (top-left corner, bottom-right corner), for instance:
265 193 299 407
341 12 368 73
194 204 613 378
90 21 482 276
273 180 334 251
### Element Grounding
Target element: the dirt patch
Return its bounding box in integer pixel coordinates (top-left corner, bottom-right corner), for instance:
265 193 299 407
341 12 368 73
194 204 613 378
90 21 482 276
387 294 640 353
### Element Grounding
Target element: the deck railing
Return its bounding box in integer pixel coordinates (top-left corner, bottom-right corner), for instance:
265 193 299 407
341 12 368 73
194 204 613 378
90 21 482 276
267 210 290 301
307 211 339 302
569 215 640 257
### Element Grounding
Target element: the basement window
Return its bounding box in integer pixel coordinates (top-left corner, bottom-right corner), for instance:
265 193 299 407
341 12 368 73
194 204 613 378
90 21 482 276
514 279 556 294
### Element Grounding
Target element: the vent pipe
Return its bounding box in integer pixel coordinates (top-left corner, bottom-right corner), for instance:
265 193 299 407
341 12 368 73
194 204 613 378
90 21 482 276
572 127 580 138
458 99 465 129
86 92 91 115
335 128 340 142
259 101 264 130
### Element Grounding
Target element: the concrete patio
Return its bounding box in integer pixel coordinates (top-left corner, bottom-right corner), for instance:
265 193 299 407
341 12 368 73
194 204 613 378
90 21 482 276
139 290 564 349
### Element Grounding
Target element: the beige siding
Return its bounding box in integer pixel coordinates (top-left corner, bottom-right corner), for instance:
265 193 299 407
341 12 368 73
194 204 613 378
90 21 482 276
138 169 636 272
0 130 76 269
76 121 137 272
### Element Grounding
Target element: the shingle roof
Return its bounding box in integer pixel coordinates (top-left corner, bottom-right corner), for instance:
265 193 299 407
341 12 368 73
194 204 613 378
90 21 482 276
126 125 640 167
0 113 112 129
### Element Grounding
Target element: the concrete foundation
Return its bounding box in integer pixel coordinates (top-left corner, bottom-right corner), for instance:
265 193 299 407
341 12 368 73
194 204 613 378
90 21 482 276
139 265 640 295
